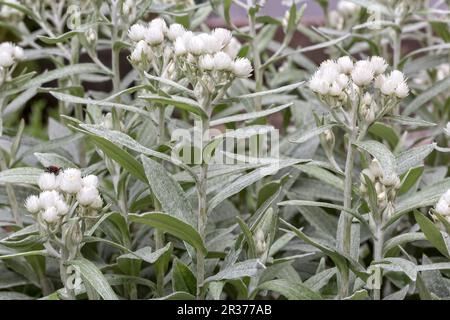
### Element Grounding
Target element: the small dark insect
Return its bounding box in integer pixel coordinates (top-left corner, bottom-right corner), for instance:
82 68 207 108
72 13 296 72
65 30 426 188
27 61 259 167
45 165 63 175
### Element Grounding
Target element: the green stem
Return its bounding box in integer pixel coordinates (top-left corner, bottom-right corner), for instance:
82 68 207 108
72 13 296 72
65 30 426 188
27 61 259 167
153 196 165 297
158 105 165 145
249 11 263 111
59 248 75 300
196 118 209 300
373 226 384 300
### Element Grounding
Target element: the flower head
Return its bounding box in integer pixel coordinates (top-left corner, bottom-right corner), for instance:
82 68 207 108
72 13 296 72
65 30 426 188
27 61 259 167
59 168 82 194
232 58 253 78
167 23 185 41
25 195 40 214
77 187 100 206
38 172 59 191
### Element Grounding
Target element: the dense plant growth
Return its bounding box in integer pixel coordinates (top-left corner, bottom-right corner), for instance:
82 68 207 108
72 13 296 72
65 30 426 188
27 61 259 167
0 0 449 300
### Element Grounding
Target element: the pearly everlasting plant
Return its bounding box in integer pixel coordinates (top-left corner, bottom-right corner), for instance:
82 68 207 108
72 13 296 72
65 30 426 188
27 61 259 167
0 0 449 302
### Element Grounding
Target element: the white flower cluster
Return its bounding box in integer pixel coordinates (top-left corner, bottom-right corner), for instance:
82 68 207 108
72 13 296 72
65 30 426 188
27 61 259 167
25 169 103 226
309 56 409 116
128 18 252 79
0 42 24 86
360 159 401 219
435 190 450 220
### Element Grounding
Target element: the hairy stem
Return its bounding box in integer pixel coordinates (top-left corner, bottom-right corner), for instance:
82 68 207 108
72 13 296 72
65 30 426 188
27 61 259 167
196 118 209 299
373 226 384 300
249 10 263 111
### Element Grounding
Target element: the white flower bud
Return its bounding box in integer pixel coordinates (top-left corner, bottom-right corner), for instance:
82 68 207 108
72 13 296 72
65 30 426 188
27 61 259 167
351 65 374 86
128 24 147 42
131 40 152 63
55 199 69 216
337 0 360 16
167 23 185 41
13 46 24 61
213 52 232 71
186 35 205 55
82 175 99 188
374 74 386 89
42 206 59 224
0 51 14 67
369 159 383 178
39 190 60 209
76 187 99 206
380 79 397 96
198 33 221 54
370 56 388 75
149 18 168 35
213 28 232 47
144 27 164 46
337 56 353 74
199 54 214 70
309 76 329 95
174 37 187 56
442 189 450 204
25 195 40 213
223 37 241 59
91 196 103 209
59 168 82 194
395 81 409 98
38 172 59 191
389 70 406 84
232 57 253 78
436 199 450 216
86 28 97 44
363 92 372 106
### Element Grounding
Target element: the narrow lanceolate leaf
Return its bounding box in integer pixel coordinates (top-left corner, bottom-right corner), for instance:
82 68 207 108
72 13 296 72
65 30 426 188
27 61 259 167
34 152 77 169
414 211 450 258
139 94 208 118
229 81 305 100
118 243 172 264
80 130 147 182
404 76 450 116
395 143 436 175
258 279 322 300
387 178 450 228
204 260 265 284
0 167 43 185
172 259 197 295
51 92 152 118
129 212 207 255
207 158 305 214
6 64 107 96
141 156 195 226
385 115 437 128
354 140 396 177
210 103 293 126
70 258 118 300
289 124 336 144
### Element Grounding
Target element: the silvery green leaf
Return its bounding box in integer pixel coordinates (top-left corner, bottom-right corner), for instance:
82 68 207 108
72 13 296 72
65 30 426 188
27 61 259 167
51 92 152 118
0 292 33 300
155 292 195 300
395 143 436 175
118 243 172 264
414 211 449 258
204 260 265 284
388 178 450 227
385 115 437 128
383 232 426 255
383 285 410 300
376 258 418 281
207 158 304 214
129 212 207 255
404 76 450 116
70 258 118 300
34 152 77 169
304 268 337 291
141 156 195 227
296 163 344 190
139 94 208 118
258 279 322 300
228 81 305 100
0 167 42 185
354 140 396 177
210 103 293 126
289 124 336 144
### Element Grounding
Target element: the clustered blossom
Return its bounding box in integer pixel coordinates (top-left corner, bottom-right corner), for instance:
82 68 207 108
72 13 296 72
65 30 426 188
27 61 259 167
0 42 24 86
25 168 103 229
309 56 409 122
329 1 361 30
360 159 401 220
127 18 252 82
434 190 450 223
